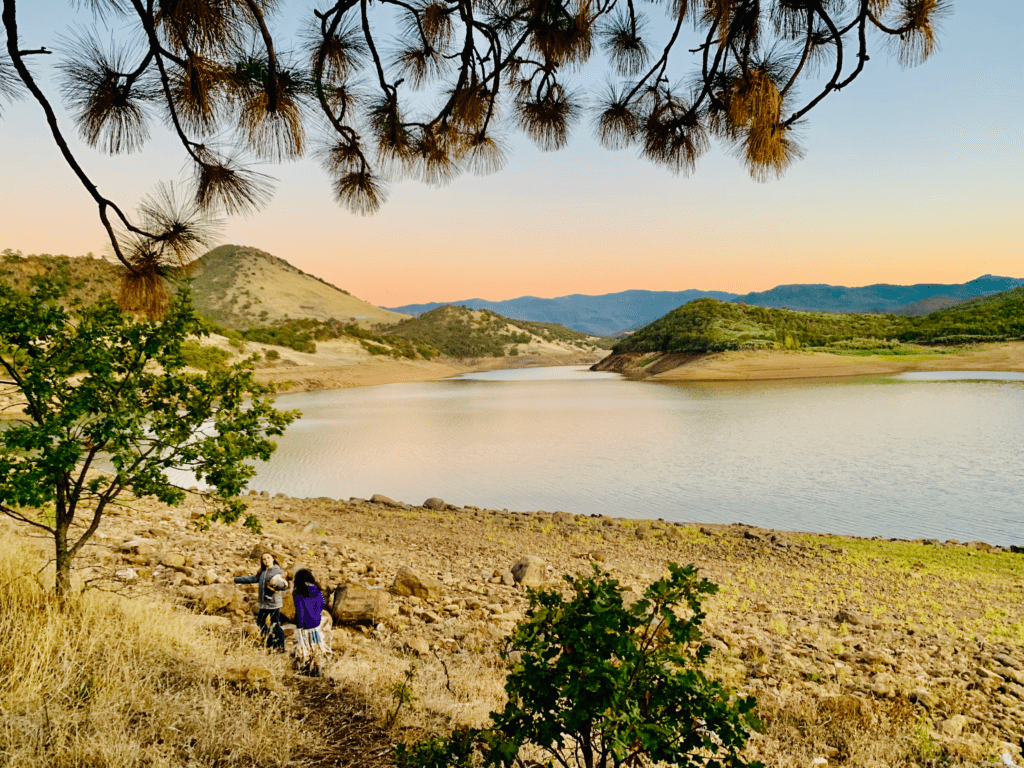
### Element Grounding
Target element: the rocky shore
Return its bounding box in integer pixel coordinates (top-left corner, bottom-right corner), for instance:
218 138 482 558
7 491 1023 766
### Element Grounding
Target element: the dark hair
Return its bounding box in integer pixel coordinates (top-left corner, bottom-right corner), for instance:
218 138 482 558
258 552 277 572
293 568 319 598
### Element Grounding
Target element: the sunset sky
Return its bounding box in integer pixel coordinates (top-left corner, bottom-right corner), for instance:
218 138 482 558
1 0 1021 308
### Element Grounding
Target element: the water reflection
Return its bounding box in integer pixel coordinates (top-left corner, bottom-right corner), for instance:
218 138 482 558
248 367 1024 544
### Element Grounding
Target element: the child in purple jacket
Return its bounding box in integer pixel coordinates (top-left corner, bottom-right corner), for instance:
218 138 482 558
291 569 331 677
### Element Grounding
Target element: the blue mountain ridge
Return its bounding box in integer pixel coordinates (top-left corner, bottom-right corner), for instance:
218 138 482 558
387 277 1024 336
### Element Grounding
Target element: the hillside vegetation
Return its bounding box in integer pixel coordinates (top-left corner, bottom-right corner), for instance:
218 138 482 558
383 305 613 358
0 249 122 304
615 291 1024 355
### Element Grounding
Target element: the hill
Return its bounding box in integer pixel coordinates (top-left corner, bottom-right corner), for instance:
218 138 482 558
611 299 905 354
902 286 1024 344
0 250 122 303
733 275 1023 314
187 245 407 329
383 305 613 358
610 287 1024 356
386 289 739 337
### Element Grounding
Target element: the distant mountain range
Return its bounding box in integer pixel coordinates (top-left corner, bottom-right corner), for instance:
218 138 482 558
732 275 1024 314
389 276 1024 336
386 290 739 337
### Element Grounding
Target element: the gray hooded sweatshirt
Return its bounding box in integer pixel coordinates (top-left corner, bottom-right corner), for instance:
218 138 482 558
235 566 286 610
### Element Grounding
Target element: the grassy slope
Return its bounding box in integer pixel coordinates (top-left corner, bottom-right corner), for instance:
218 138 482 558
0 251 122 305
383 305 614 358
615 289 1024 354
187 245 407 329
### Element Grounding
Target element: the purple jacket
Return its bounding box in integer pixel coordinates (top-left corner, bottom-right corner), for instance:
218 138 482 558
294 585 325 629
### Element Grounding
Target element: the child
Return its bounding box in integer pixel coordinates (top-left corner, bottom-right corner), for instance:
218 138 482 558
234 552 288 652
291 568 332 677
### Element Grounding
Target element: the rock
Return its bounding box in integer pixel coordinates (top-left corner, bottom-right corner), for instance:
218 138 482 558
120 538 157 556
552 511 574 524
499 571 515 587
404 636 431 656
330 584 391 625
938 714 969 737
161 552 186 569
300 521 316 535
390 566 443 599
248 542 277 561
114 568 138 581
202 569 217 586
422 497 447 510
511 555 547 588
835 608 880 629
370 494 400 507
909 687 939 709
280 590 296 623
198 583 245 614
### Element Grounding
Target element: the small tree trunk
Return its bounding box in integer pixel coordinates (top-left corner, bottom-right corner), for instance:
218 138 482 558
54 524 73 602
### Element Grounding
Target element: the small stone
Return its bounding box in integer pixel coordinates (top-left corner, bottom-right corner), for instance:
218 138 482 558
404 636 431 656
938 714 969 737
511 555 547 588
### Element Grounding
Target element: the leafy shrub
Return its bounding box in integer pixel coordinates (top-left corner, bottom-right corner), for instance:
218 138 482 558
395 564 762 768
181 341 231 371
264 349 280 361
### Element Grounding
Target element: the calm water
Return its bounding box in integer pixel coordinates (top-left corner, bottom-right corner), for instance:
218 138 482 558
246 367 1024 545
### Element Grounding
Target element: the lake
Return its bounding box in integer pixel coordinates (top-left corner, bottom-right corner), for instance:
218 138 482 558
247 366 1024 545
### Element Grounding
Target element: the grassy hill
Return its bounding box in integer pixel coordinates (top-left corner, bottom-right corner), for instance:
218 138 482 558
383 305 614 358
614 289 1024 355
0 249 122 304
186 245 406 329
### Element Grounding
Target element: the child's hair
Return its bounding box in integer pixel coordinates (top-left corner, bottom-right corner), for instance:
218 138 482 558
293 568 319 598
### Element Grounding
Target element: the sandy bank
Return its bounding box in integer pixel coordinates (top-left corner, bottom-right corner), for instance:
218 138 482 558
249 338 607 394
593 342 1024 382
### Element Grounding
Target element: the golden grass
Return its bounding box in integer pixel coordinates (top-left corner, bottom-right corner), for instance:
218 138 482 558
0 536 307 768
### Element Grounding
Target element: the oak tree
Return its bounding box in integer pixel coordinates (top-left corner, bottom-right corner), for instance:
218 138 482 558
0 281 297 598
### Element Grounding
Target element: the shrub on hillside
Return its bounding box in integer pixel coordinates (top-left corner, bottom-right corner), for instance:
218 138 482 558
395 563 762 768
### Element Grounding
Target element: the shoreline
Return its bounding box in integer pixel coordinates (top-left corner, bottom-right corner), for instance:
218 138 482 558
592 341 1024 382
262 341 1024 395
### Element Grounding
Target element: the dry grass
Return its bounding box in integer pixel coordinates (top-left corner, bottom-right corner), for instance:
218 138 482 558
0 536 307 768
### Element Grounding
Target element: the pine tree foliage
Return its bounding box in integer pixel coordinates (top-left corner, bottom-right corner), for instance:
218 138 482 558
2 0 949 312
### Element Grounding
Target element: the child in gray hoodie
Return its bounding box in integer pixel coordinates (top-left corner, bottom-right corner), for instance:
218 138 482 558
235 552 288 651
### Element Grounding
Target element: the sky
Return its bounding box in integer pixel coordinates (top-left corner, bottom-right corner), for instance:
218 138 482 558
1 1 1021 308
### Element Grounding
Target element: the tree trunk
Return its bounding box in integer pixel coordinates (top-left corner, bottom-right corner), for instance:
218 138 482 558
54 525 73 601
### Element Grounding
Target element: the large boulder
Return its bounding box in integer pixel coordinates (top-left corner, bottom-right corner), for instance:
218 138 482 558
422 497 447 510
389 566 443 599
511 555 547 588
199 583 245 614
371 494 400 507
330 584 391 625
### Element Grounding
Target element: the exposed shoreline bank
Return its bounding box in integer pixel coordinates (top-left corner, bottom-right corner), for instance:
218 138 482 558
592 341 1024 382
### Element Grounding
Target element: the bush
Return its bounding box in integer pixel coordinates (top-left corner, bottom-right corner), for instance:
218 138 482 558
395 563 762 768
181 340 231 371
265 348 280 361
